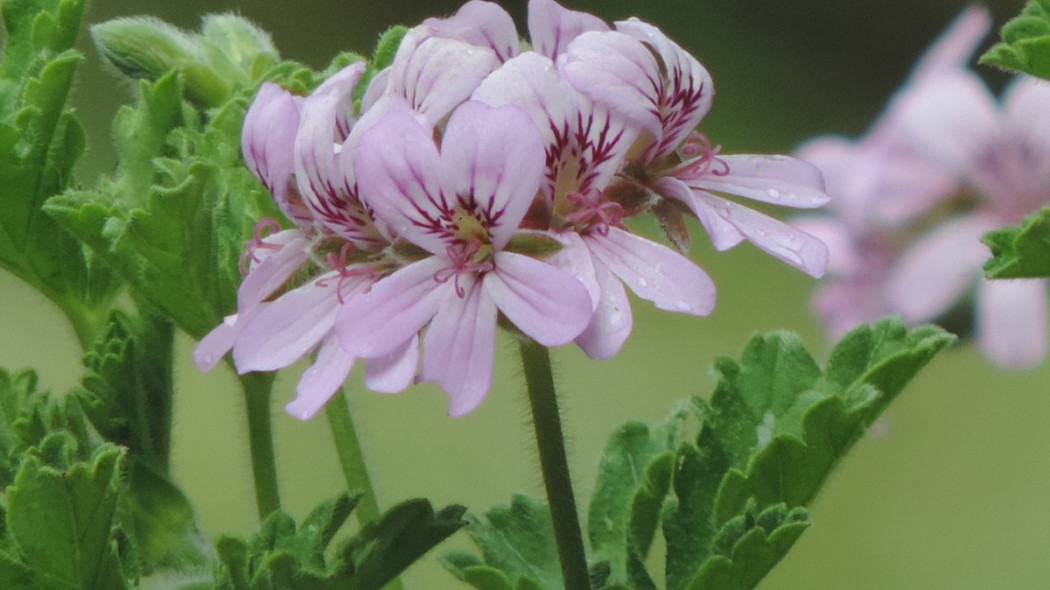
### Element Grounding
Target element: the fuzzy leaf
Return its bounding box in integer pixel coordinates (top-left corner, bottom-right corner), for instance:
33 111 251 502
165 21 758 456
980 0 1050 81
4 446 131 589
982 207 1050 278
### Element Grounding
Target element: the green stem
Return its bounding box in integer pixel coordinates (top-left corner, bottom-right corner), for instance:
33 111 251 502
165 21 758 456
519 340 590 590
325 390 405 590
324 388 381 525
239 372 280 520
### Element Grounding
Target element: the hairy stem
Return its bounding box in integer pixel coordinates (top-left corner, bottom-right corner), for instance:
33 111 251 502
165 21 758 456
239 372 280 520
325 389 381 524
519 340 590 590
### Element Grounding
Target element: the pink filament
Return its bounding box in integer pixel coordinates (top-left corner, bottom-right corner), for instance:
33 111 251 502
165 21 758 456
239 218 283 276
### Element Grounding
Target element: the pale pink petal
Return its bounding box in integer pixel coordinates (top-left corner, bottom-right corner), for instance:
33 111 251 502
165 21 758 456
528 0 608 60
911 5 991 79
193 314 239 371
365 336 419 393
977 278 1048 369
241 83 310 224
574 258 633 359
237 232 311 311
285 335 356 420
439 101 545 249
337 257 449 358
560 31 663 140
420 276 498 417
886 214 997 322
353 108 448 254
485 251 593 346
585 227 716 316
1004 76 1050 185
233 271 363 373
614 18 714 158
360 66 391 112
388 30 501 123
545 230 600 309
682 154 830 209
789 216 860 276
424 0 519 62
685 191 830 277
812 278 892 341
656 177 744 250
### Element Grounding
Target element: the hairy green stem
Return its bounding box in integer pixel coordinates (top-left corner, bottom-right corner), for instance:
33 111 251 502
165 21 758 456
324 389 381 524
519 340 590 590
239 372 280 520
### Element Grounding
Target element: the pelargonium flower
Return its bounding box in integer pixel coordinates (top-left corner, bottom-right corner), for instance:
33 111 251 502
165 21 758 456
793 5 989 339
338 100 593 415
559 19 830 277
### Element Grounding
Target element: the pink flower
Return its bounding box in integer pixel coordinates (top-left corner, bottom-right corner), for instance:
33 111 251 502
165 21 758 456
560 20 830 277
338 100 593 415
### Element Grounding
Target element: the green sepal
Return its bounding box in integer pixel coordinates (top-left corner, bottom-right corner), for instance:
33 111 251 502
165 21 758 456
980 0 1050 81
4 445 133 590
372 25 408 70
982 207 1050 278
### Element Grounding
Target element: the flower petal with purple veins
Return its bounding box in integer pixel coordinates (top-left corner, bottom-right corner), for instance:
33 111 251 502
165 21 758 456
585 226 716 316
485 251 593 346
353 107 448 254
439 101 546 249
337 257 450 359
528 0 608 60
241 83 311 224
423 0 519 63
365 336 420 393
574 258 632 359
388 29 501 123
420 275 498 417
237 231 311 312
681 154 830 209
977 278 1048 369
285 335 357 420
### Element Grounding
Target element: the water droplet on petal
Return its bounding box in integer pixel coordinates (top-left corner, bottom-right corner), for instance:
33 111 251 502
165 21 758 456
767 188 780 199
636 277 648 288
675 301 692 312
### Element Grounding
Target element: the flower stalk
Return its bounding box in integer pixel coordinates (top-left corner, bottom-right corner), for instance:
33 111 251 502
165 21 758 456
239 372 281 520
519 339 590 590
324 388 382 524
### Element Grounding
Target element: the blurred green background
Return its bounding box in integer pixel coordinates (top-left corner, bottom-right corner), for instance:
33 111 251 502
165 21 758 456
3 0 1049 588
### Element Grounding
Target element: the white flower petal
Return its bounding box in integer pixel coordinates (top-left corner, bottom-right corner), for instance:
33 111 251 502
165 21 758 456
573 258 633 359
977 278 1048 369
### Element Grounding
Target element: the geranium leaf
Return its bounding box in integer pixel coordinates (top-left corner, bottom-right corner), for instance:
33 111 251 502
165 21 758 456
980 0 1050 81
982 207 1050 278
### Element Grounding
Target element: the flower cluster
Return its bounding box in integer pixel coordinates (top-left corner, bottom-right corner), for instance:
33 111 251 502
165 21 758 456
795 5 1050 369
196 0 830 417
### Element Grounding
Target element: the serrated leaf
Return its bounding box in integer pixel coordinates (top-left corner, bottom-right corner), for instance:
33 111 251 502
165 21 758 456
5 446 131 589
982 207 1050 278
980 0 1050 80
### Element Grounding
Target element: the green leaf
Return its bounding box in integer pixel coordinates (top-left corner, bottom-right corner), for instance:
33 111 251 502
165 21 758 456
5 446 132 589
982 207 1050 278
980 0 1050 81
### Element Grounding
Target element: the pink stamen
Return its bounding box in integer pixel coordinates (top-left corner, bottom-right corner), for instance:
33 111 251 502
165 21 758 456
315 241 375 303
433 241 494 298
239 218 283 276
680 131 729 177
564 190 624 236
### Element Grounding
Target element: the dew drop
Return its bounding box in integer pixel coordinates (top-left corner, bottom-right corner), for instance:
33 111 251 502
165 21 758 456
636 277 648 288
675 301 692 312
767 188 781 199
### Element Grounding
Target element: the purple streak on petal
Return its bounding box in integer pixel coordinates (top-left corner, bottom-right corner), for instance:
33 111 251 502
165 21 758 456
194 314 239 371
424 0 519 62
285 335 356 420
681 154 830 209
485 251 593 346
656 177 744 250
420 275 497 417
337 257 449 358
365 336 419 393
440 101 545 249
528 0 608 60
586 226 716 316
353 108 450 254
615 18 714 159
574 258 632 359
237 231 310 312
389 30 501 123
545 230 600 309
233 271 366 373
561 31 663 139
886 214 997 322
977 278 1048 369
241 83 311 224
